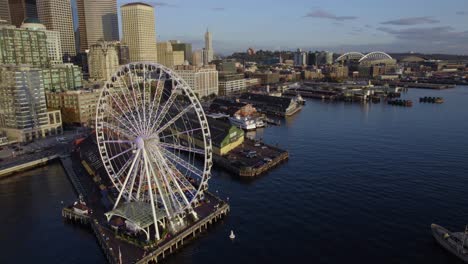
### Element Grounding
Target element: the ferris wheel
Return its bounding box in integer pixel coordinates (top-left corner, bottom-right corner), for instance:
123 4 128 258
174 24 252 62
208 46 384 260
95 62 213 240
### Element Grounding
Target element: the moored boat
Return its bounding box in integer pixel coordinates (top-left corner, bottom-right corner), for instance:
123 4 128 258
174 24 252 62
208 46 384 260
431 223 468 263
229 115 257 130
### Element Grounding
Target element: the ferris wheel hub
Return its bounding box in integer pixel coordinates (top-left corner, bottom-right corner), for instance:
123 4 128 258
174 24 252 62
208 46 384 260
135 136 145 150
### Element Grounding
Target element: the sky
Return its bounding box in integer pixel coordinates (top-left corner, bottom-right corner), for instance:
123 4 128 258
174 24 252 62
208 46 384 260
110 0 468 55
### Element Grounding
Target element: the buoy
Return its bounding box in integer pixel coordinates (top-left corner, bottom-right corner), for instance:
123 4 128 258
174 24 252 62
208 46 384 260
229 230 235 240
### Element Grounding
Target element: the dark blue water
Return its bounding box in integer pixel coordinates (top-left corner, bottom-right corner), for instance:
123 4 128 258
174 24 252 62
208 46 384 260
1 87 467 263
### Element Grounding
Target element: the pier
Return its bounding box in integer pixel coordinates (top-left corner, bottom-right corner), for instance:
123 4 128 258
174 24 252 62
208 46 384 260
214 139 289 177
59 146 230 264
0 154 59 178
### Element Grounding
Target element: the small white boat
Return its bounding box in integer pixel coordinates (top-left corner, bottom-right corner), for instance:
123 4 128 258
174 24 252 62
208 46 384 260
229 230 236 240
229 115 256 130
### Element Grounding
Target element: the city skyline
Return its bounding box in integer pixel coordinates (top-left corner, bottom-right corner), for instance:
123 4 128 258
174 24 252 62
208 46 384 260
108 0 468 55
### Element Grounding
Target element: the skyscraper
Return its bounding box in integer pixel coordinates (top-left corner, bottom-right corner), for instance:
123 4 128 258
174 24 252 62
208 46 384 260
0 0 11 24
204 29 213 64
76 0 119 52
171 41 192 64
37 0 76 57
121 2 157 62
157 42 184 68
88 40 120 80
8 0 38 27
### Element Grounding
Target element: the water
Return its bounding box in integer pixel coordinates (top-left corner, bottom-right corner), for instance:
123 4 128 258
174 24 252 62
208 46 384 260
1 87 468 263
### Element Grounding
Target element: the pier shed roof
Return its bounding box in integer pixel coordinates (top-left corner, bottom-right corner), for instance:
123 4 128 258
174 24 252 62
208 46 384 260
105 201 166 229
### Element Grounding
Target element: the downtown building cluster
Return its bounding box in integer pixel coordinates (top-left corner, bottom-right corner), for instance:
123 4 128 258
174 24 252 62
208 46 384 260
0 0 220 144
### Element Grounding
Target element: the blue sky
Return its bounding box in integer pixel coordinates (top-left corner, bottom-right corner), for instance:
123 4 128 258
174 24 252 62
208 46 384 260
111 0 468 55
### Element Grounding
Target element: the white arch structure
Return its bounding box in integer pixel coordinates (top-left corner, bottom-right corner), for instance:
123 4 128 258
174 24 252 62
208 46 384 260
359 51 393 63
335 52 365 62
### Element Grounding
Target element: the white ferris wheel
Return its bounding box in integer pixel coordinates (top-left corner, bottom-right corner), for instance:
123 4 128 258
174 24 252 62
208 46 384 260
95 62 213 240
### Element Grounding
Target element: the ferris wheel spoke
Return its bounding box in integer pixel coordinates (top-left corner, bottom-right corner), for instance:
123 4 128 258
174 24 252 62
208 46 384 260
113 79 145 134
148 148 189 213
149 90 178 134
157 127 202 141
126 69 146 133
104 107 140 137
158 147 204 179
158 142 205 155
142 149 161 240
154 104 194 135
113 149 141 209
101 121 136 139
108 147 134 161
146 70 165 135
117 71 145 133
107 88 144 135
102 140 133 144
143 149 176 226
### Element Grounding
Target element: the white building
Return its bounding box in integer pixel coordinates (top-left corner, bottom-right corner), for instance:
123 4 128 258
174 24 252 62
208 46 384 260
294 49 307 66
219 79 246 96
174 65 218 98
204 29 214 65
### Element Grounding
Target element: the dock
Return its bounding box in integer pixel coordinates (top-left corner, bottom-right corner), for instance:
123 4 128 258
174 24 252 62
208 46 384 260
0 154 59 178
214 139 289 177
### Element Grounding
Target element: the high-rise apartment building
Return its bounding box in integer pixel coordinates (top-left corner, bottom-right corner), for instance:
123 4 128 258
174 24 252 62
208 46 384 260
0 0 11 24
204 29 214 64
20 18 62 65
88 40 120 80
0 65 62 142
76 0 119 52
37 0 76 57
0 21 49 67
294 49 308 66
8 0 38 27
174 65 218 98
121 2 157 62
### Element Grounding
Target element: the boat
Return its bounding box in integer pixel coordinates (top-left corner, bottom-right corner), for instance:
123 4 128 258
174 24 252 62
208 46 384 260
431 223 468 263
294 94 306 105
229 230 236 240
255 118 266 128
229 115 257 130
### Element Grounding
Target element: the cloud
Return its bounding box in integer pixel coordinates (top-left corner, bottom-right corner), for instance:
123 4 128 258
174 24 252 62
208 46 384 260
212 7 225 11
304 10 357 21
456 11 466 15
380 16 439 26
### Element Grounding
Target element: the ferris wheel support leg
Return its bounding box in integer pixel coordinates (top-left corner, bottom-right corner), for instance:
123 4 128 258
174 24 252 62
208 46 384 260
113 149 140 209
144 151 161 241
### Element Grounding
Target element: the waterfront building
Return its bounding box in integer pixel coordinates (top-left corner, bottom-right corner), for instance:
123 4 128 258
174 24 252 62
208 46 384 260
46 89 100 127
88 40 120 81
76 0 119 52
121 2 157 62
239 93 301 117
20 18 62 65
171 41 192 64
174 65 218 98
41 63 83 92
204 29 214 64
37 0 76 57
0 0 11 24
218 73 246 96
0 21 49 67
8 0 38 28
0 65 62 142
157 42 184 68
